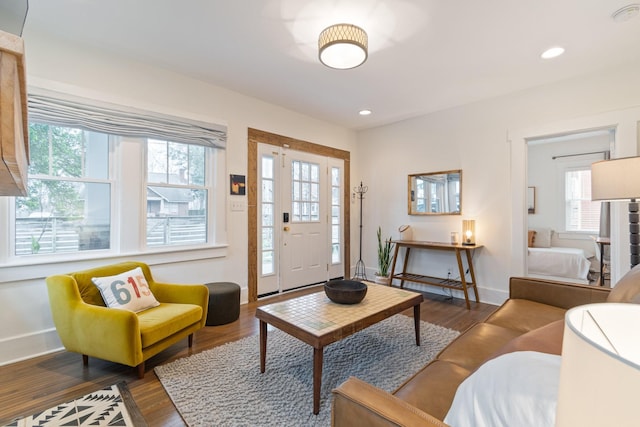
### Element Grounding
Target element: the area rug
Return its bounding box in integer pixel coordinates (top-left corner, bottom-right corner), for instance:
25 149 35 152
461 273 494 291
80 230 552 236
3 382 147 427
155 315 459 426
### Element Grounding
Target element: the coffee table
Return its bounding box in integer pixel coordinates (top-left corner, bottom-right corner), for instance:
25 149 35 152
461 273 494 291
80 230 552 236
255 283 424 414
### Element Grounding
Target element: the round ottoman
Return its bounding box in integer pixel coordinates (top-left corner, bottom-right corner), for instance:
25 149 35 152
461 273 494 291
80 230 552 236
205 282 240 326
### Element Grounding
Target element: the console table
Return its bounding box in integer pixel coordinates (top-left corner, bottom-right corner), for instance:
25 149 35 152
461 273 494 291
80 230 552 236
389 240 482 309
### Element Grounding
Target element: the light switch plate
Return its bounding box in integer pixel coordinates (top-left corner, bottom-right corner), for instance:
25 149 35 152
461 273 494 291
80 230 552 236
231 200 245 211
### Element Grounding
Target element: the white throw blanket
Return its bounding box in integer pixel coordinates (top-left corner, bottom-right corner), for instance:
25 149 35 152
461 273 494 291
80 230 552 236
444 351 561 427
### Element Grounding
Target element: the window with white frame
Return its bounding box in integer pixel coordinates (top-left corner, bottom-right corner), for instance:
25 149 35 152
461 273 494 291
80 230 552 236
14 123 111 255
565 168 601 232
146 139 208 246
7 93 226 261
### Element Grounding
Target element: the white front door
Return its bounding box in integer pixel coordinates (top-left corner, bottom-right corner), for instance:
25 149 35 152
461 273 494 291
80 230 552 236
257 144 344 295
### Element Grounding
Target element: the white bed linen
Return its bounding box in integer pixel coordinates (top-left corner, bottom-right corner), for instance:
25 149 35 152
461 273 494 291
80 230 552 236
444 351 561 427
527 246 590 280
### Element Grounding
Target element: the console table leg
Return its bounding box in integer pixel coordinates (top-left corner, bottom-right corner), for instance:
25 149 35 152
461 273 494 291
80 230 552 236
259 320 267 373
465 249 480 303
313 347 323 415
456 249 471 310
399 247 411 289
413 304 421 346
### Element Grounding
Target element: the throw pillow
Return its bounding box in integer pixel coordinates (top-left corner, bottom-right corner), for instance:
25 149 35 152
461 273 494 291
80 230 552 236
527 230 536 247
531 227 552 248
607 264 640 303
487 319 564 361
92 267 160 312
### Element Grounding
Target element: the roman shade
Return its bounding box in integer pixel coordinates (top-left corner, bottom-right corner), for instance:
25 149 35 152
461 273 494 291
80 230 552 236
28 92 226 149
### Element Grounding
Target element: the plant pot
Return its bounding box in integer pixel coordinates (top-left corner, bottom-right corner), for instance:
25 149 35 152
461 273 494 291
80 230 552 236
374 274 390 285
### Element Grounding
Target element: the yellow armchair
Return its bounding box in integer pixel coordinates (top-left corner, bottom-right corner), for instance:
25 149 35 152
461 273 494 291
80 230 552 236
46 261 209 378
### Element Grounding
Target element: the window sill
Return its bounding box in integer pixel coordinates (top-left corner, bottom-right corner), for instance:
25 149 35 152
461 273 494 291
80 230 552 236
0 244 229 284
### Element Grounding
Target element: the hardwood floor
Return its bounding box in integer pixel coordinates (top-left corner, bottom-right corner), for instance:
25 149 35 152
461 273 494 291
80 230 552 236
0 285 497 426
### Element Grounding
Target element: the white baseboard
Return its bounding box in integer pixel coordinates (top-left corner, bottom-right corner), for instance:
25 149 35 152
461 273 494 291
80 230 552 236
0 328 63 366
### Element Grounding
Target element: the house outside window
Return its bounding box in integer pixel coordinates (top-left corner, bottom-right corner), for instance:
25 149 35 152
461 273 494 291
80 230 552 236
146 139 208 246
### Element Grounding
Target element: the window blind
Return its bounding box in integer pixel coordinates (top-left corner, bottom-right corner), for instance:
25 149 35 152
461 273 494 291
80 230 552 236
28 93 226 149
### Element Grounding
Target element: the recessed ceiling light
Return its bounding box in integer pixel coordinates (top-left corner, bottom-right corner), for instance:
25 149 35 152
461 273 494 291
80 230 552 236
612 4 640 22
359 109 372 116
541 47 565 59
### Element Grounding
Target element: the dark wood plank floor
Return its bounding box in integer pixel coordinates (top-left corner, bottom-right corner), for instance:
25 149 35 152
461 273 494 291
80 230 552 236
0 285 497 426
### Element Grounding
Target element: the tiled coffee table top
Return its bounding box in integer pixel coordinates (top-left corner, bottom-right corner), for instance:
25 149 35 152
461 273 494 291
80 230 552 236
257 283 420 336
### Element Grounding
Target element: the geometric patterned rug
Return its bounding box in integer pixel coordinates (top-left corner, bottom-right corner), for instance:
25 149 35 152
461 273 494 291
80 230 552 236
2 382 147 427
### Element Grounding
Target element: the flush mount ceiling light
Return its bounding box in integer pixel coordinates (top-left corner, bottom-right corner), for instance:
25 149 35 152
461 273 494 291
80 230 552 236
541 46 565 59
612 4 640 22
318 23 368 70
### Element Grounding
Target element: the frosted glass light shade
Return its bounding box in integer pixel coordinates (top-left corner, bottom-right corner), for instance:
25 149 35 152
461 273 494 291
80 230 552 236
318 24 368 70
556 303 640 427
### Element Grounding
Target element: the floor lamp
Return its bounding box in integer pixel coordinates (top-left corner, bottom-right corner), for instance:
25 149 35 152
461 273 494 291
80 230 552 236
591 156 640 268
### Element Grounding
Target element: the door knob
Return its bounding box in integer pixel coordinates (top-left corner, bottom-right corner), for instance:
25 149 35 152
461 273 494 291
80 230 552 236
284 226 290 231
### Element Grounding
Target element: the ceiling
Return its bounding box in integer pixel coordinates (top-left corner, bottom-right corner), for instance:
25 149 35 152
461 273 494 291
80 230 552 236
19 0 640 130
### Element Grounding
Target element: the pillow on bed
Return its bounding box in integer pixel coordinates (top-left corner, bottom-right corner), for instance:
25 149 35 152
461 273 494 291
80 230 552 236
527 230 536 247
444 351 560 427
607 264 640 303
531 227 552 248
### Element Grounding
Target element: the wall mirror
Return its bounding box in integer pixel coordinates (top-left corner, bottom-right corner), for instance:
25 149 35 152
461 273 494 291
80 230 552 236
408 170 462 215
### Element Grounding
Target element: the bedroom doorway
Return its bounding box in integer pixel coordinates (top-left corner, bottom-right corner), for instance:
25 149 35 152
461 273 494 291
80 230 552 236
526 128 614 285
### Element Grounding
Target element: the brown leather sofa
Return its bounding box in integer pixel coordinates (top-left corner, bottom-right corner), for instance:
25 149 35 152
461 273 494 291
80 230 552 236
331 276 614 427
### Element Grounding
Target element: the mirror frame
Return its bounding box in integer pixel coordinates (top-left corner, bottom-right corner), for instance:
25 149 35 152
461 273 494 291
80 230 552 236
408 169 462 215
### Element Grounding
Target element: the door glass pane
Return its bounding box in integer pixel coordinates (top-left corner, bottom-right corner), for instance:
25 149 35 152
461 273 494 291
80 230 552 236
331 166 341 264
260 154 275 277
291 160 320 223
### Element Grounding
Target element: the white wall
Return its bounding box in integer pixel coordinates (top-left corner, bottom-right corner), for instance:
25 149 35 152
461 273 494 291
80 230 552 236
357 60 640 304
0 32 358 365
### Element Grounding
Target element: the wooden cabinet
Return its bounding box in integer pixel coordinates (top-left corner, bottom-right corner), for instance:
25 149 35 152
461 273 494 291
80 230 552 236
0 29 28 196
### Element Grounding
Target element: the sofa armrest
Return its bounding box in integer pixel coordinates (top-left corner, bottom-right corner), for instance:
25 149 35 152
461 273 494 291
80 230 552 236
46 275 143 366
332 377 450 427
509 276 610 309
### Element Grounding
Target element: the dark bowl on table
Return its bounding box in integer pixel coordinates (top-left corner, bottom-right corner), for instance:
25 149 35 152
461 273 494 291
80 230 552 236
324 280 368 304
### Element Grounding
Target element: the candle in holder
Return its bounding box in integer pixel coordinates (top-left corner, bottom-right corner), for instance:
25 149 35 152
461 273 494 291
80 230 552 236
462 220 476 245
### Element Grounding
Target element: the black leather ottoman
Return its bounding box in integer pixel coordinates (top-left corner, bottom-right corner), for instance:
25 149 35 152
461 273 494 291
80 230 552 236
205 282 240 326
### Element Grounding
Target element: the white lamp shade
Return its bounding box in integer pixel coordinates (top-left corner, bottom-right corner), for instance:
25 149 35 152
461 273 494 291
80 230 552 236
556 303 640 427
591 156 640 201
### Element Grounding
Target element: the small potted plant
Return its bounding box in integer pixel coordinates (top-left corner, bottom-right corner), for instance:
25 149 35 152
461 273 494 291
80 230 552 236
375 226 395 285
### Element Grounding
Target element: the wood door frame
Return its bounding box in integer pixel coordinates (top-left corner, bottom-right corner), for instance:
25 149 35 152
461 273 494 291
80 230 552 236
248 128 351 302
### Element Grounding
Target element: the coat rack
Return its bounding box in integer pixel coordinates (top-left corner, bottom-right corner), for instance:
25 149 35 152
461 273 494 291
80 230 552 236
353 181 368 280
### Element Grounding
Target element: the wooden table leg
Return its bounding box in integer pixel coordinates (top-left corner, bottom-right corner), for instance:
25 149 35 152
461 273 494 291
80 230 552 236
259 320 267 373
413 303 421 346
313 347 323 415
389 244 401 286
465 248 481 303
399 247 411 289
455 249 471 310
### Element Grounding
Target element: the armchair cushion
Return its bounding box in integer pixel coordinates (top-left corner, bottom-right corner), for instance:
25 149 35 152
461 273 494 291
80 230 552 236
92 267 160 312
138 303 203 347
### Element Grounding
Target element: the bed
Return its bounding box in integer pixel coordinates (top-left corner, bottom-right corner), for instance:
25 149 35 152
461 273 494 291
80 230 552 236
527 246 591 283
